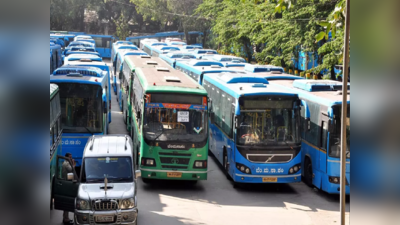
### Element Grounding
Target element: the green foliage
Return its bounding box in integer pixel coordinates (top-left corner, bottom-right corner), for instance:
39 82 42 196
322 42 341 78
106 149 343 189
113 13 131 40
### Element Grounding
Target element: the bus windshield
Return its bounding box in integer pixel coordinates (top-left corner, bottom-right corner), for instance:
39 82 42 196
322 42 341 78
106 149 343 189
143 94 208 143
144 108 207 143
58 83 103 133
237 98 301 146
329 105 350 158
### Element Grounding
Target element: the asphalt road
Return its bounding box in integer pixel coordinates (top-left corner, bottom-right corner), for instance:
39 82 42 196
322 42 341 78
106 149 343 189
50 60 350 225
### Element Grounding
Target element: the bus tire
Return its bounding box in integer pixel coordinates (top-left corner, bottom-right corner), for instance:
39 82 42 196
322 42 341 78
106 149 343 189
304 158 313 187
223 151 232 181
141 177 150 184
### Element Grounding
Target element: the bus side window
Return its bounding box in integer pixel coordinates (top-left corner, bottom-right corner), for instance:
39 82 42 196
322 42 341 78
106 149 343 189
321 121 328 151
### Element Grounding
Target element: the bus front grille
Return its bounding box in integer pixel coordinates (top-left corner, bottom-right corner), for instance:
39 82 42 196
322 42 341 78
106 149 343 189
160 157 190 165
247 154 293 163
162 165 188 169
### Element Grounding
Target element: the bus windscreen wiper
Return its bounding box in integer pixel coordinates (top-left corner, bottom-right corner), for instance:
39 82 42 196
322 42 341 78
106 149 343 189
85 127 94 135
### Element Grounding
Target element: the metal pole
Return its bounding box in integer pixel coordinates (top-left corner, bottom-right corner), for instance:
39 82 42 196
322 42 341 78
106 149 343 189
340 0 350 224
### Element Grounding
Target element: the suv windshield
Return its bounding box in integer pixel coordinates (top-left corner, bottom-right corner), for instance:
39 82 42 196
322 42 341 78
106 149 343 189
82 157 133 183
237 97 301 146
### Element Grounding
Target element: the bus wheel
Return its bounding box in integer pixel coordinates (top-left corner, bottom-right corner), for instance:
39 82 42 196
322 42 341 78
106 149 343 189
223 153 232 180
141 177 150 184
304 158 313 187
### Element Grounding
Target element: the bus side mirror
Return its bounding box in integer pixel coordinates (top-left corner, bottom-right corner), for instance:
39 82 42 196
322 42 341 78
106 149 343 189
210 112 215 124
304 118 310 132
103 102 107 114
235 116 239 129
328 119 334 133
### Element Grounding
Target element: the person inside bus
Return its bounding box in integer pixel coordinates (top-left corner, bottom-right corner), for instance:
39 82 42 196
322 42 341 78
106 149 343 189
274 113 286 142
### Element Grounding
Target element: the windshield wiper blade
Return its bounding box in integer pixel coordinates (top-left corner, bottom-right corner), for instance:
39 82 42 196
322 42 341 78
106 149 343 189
85 127 94 135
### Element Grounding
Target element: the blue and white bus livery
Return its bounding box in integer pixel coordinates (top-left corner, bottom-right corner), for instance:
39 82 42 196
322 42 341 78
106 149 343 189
50 66 110 170
202 72 302 185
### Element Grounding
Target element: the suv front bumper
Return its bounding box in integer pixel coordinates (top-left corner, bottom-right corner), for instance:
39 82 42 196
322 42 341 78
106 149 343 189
74 208 138 225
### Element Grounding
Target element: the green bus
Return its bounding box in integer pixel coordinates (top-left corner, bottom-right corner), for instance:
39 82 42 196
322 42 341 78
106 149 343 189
122 55 209 182
50 84 62 209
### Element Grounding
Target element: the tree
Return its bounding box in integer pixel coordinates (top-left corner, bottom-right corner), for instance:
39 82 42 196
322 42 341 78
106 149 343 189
113 13 131 40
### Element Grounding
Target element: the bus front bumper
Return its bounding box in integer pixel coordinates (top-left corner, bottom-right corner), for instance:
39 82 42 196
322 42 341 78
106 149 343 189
233 173 301 183
141 168 207 180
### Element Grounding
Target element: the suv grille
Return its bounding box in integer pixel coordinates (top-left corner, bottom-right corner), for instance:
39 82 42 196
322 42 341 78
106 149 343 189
92 199 119 211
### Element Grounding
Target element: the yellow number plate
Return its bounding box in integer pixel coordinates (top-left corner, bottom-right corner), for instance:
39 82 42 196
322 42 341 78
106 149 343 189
262 177 277 182
167 172 182 178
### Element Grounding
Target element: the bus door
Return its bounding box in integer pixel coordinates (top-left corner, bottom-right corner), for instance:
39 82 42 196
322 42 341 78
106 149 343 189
319 114 329 174
94 36 114 58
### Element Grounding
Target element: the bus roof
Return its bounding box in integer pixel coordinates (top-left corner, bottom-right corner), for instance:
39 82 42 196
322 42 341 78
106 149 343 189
50 66 107 85
117 45 139 50
203 72 297 98
64 54 103 62
244 71 304 81
50 83 59 99
115 41 133 45
270 79 350 106
212 55 247 62
244 64 285 73
125 56 206 95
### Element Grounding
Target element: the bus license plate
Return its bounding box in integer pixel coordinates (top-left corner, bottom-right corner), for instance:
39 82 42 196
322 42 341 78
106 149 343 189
95 216 114 223
167 172 182 178
262 177 277 182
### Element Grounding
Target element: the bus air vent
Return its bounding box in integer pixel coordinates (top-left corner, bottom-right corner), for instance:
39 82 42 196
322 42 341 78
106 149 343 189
211 65 221 68
156 67 170 72
80 59 92 62
165 76 181 82
67 73 83 77
252 83 267 88
271 70 282 74
140 55 151 58
146 61 158 65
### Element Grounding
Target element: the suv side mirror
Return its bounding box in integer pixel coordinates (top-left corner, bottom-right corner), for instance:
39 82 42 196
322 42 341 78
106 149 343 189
67 173 74 181
304 118 310 132
135 170 141 179
210 112 215 124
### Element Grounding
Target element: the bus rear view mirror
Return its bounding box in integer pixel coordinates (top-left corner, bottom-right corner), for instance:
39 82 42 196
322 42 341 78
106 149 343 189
328 119 334 133
210 112 215 124
103 102 108 114
235 116 239 129
304 118 310 132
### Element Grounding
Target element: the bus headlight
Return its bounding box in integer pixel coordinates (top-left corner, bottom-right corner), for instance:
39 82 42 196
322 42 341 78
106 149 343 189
194 160 207 168
141 158 156 167
236 163 251 174
288 164 301 174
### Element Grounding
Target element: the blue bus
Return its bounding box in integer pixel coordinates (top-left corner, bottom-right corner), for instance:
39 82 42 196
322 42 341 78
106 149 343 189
111 41 135 64
159 52 196 67
64 50 100 59
50 42 63 74
212 55 247 63
50 66 110 170
143 42 168 55
50 34 69 48
50 83 62 210
112 45 139 68
89 34 116 58
175 60 245 84
270 79 350 194
202 72 302 185
114 49 148 95
151 46 180 57
178 45 203 52
224 62 250 70
126 31 203 47
193 49 219 59
63 57 112 124
244 64 285 73
167 41 187 47
63 53 102 65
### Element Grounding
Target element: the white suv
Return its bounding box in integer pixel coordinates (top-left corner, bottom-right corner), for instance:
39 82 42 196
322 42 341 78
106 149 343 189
52 135 141 225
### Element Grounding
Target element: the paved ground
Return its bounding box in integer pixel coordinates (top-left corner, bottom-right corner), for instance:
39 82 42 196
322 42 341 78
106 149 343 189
50 60 350 225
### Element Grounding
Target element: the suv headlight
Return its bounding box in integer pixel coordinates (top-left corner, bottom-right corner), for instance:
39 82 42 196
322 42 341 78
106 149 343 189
76 199 90 210
120 198 135 209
